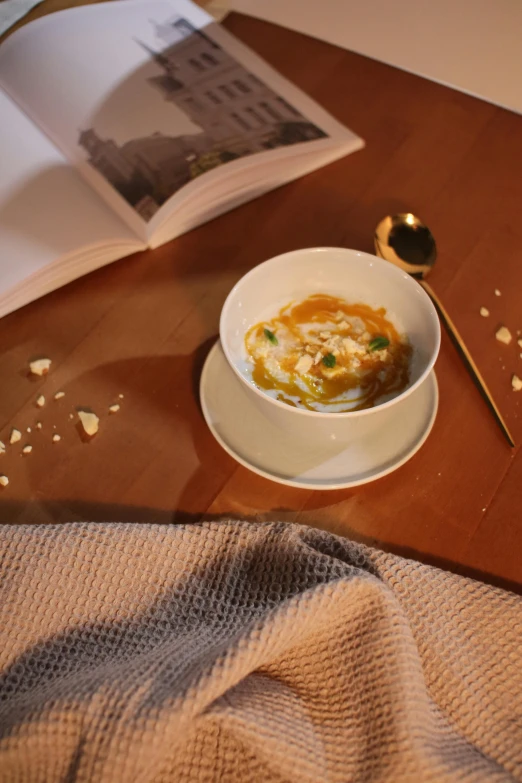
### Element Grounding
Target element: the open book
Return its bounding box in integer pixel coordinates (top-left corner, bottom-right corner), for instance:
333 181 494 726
0 0 363 319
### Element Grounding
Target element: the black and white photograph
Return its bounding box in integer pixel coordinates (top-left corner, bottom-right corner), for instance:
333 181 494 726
79 17 328 220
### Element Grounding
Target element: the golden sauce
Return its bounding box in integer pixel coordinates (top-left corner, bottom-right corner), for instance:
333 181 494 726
245 294 412 412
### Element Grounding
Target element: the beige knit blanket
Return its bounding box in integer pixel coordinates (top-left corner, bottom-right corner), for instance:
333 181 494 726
0 522 521 782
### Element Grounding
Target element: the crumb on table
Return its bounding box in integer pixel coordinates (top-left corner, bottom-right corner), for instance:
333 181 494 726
496 326 512 345
9 429 21 445
29 358 51 376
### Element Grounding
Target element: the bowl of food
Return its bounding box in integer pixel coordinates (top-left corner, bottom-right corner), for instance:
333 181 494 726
220 247 440 442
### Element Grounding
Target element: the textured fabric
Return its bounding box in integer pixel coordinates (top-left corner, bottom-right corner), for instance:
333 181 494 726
0 521 521 782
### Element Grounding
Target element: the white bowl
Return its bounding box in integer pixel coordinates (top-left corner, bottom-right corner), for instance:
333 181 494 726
220 247 440 443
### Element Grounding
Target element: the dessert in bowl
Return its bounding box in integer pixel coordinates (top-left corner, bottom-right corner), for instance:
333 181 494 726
220 247 440 442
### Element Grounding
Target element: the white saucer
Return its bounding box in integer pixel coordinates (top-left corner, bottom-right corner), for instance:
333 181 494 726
200 341 439 490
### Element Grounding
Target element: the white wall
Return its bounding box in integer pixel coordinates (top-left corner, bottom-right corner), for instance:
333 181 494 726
213 0 522 115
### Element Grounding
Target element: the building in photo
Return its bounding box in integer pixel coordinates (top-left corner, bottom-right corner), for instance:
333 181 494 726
79 17 327 219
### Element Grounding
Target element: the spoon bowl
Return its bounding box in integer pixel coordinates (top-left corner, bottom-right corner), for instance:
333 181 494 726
375 213 437 278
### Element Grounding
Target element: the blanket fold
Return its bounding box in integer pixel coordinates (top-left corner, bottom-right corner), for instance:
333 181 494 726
0 521 520 782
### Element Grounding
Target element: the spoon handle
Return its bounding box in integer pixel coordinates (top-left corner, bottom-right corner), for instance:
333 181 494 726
420 280 515 448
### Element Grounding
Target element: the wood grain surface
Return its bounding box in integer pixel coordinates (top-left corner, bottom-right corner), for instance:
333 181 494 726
1 4 521 591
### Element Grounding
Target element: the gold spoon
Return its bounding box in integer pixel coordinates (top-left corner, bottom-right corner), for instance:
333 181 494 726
375 213 515 448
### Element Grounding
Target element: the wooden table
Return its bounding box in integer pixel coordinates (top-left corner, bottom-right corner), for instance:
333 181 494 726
1 5 522 592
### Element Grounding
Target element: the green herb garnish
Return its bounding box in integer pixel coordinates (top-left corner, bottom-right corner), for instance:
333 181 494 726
368 336 390 352
264 328 278 345
322 353 336 368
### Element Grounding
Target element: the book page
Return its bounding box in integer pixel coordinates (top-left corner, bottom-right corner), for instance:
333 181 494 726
0 89 142 300
0 0 362 240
